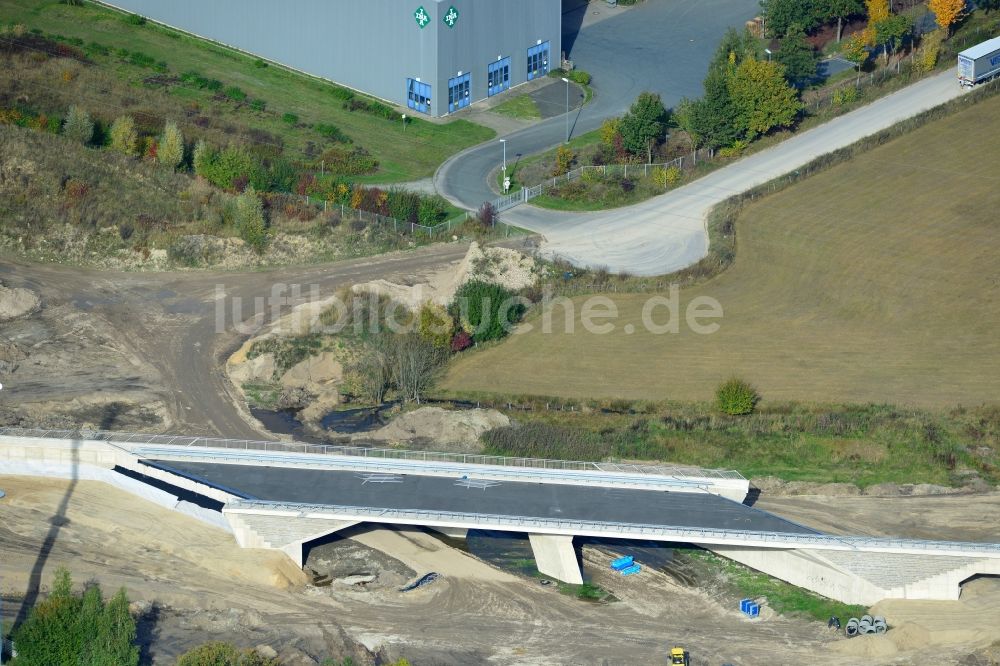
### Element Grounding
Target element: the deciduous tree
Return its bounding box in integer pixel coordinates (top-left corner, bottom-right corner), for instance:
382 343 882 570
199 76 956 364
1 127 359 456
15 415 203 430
727 58 802 139
62 105 93 145
825 0 865 42
618 91 669 162
776 25 819 87
928 0 966 32
158 120 184 170
109 114 138 155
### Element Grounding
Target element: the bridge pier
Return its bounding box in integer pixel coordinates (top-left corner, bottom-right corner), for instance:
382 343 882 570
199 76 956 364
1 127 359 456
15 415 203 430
529 534 583 585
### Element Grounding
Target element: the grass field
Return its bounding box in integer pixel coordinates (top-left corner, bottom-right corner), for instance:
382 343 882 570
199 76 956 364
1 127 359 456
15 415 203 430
0 0 493 182
490 93 541 120
445 93 1000 409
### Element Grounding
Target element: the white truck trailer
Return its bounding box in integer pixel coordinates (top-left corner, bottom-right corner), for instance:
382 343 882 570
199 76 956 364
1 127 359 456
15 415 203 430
957 35 1000 88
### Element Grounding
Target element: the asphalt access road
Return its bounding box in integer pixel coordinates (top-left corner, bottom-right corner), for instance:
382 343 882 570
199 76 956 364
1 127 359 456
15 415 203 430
502 69 968 275
144 459 819 534
435 0 759 209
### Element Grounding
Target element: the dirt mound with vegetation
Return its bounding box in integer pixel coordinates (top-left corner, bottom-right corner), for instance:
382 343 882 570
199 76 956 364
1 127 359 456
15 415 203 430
355 406 510 452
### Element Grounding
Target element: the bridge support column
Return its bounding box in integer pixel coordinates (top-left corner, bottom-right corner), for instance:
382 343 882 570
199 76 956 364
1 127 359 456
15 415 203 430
431 527 468 539
529 534 582 585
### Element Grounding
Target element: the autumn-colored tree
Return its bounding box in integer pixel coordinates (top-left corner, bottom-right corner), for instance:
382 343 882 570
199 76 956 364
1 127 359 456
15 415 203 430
919 28 946 71
109 114 138 156
928 0 965 32
158 120 184 170
553 145 574 176
842 32 869 83
726 58 802 140
865 0 890 24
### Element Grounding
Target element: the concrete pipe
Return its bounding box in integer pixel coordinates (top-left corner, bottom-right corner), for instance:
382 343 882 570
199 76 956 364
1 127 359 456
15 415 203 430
873 615 886 626
858 621 873 634
874 624 887 635
845 619 859 637
861 614 874 625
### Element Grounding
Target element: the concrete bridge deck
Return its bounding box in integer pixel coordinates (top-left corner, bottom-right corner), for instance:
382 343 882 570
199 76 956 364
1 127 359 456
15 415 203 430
3 429 1000 604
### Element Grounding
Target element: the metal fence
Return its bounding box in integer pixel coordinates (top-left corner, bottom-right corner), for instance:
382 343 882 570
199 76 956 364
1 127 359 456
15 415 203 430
0 427 744 480
322 201 515 238
228 499 1000 557
492 154 709 213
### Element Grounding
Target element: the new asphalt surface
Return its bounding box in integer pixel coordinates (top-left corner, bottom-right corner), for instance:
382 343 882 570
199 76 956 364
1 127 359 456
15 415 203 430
144 459 819 534
436 0 760 209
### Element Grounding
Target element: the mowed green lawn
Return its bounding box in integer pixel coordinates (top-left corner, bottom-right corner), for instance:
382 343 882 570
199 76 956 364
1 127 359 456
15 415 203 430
1 0 493 182
445 95 1000 408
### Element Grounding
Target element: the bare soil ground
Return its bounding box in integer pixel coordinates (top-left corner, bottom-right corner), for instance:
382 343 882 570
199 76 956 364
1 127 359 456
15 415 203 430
0 243 474 437
2 475 1000 664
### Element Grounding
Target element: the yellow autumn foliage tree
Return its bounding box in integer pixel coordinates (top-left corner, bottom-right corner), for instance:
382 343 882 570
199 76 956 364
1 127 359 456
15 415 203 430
928 0 965 32
865 0 890 23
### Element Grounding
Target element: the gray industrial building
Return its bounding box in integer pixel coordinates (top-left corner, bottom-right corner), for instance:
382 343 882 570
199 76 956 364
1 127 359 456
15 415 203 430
101 0 562 117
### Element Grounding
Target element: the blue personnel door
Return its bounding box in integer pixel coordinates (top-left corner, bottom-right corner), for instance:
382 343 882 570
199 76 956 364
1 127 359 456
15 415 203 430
448 73 471 113
527 42 550 81
488 57 511 96
407 78 431 114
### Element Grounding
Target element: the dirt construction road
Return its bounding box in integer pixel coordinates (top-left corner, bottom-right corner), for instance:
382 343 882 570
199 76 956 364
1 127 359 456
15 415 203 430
0 242 482 436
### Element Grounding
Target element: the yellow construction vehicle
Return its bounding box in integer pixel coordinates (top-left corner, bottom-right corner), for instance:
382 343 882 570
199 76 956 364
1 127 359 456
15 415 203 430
669 646 689 665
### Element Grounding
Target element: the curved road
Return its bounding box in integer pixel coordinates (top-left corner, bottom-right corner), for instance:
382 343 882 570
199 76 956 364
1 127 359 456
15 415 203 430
500 70 967 275
436 0 759 208
439 0 967 276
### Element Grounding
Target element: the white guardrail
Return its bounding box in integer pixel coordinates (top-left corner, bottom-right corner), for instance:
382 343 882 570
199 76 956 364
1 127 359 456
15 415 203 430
0 427 745 480
227 499 1000 558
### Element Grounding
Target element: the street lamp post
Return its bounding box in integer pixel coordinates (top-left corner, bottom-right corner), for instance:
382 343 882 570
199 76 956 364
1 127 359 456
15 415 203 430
561 77 570 143
500 139 507 175
401 113 407 131
764 48 772 62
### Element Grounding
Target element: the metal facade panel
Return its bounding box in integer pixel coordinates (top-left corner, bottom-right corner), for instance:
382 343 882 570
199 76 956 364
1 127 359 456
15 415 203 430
100 0 437 111
434 0 561 114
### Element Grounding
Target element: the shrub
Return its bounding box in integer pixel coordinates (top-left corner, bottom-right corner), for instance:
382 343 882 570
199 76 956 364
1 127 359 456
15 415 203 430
177 642 279 666
62 105 94 145
716 377 759 415
718 139 749 159
224 85 247 101
253 58 268 68
451 330 473 352
109 114 138 155
553 145 575 176
315 122 350 143
832 86 859 106
477 201 496 228
206 78 223 91
320 145 379 175
12 568 140 666
281 112 299 125
417 195 448 226
652 165 682 188
249 99 266 112
599 117 621 147
386 188 420 223
919 28 945 72
451 280 524 343
125 13 146 25
127 50 155 68
568 70 591 86
158 120 184 170
235 186 269 251
417 302 455 348
330 86 355 102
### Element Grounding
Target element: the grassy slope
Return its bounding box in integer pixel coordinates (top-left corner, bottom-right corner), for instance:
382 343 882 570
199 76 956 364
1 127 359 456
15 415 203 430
1 0 493 182
444 94 1000 409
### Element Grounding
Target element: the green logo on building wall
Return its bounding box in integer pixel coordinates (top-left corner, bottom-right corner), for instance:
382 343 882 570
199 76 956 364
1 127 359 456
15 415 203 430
443 6 459 28
414 6 430 28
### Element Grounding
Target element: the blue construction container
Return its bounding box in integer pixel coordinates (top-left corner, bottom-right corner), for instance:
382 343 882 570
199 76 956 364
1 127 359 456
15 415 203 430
747 603 760 618
610 555 634 571
740 598 752 614
621 563 642 576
